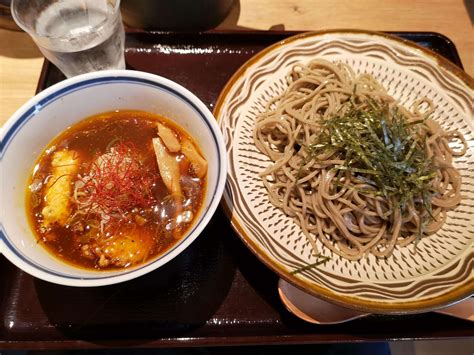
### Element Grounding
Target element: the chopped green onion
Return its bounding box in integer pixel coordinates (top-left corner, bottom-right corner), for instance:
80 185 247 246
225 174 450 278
304 99 436 223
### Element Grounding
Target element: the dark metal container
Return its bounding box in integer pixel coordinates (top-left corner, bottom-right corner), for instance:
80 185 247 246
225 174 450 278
121 0 235 31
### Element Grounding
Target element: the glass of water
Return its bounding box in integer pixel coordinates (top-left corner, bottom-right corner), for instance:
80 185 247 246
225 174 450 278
11 0 126 78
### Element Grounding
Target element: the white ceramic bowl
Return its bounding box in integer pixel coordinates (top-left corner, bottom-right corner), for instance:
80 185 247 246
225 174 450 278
0 70 227 287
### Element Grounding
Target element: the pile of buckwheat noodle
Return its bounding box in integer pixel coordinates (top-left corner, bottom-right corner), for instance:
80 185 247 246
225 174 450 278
253 59 467 261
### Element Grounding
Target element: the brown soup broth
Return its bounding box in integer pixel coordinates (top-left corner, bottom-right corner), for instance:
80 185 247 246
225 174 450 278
26 110 206 270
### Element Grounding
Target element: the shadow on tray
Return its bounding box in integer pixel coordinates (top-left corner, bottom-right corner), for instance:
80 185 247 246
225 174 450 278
34 208 237 341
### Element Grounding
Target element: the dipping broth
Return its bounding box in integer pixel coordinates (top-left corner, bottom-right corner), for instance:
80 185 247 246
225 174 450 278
26 110 208 270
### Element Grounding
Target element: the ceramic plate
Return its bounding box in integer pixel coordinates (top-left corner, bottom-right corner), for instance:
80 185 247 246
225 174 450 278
214 30 474 314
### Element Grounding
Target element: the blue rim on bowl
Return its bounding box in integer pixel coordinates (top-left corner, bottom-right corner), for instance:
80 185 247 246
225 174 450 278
0 70 227 287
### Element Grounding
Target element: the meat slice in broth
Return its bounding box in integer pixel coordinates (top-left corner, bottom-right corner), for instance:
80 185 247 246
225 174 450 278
181 138 208 178
157 122 181 153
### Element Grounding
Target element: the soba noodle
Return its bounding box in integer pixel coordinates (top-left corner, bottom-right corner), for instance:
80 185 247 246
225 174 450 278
253 59 467 261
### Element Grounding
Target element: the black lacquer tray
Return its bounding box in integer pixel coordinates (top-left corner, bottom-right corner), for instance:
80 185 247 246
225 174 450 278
0 30 471 350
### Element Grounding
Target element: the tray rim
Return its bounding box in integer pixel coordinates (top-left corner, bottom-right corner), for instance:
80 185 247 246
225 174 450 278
36 29 468 94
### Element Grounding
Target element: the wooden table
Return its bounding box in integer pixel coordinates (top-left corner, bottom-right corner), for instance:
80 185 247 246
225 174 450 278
0 0 473 125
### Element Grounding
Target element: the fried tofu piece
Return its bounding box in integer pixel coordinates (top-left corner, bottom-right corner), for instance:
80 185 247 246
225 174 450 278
41 150 79 228
181 138 207 178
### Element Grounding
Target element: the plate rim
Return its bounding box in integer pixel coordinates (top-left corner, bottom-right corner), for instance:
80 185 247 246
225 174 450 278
214 29 474 314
